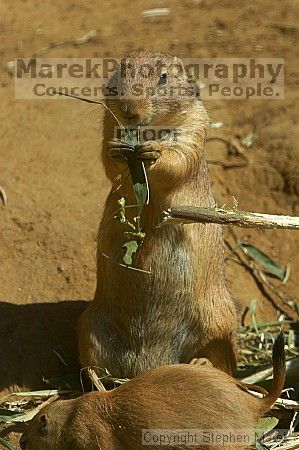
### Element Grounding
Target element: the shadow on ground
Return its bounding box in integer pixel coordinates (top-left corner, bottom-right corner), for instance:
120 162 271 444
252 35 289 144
0 300 87 393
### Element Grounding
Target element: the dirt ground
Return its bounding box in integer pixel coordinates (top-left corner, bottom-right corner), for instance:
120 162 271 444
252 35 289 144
0 0 298 447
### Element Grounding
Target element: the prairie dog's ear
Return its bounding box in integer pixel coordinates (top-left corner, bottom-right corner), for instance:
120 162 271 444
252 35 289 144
190 357 214 367
39 413 49 435
173 56 186 78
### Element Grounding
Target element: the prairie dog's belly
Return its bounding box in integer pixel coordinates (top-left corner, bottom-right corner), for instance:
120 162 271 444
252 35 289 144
89 303 201 378
92 236 206 377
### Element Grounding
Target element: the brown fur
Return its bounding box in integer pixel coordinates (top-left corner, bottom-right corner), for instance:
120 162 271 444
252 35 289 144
78 50 238 377
20 334 285 450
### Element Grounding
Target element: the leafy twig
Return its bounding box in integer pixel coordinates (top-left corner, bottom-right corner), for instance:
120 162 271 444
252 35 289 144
225 231 298 321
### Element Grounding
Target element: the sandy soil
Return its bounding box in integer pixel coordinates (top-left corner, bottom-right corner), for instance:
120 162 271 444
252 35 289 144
0 0 298 447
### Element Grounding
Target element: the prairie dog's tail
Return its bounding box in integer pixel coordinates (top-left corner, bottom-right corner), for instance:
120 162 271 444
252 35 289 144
260 333 286 413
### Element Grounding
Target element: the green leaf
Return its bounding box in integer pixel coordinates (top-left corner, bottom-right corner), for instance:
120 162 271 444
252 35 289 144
0 437 18 450
249 299 259 333
255 417 279 439
122 240 139 266
0 411 24 423
127 157 149 207
125 128 150 207
240 243 286 280
254 417 279 450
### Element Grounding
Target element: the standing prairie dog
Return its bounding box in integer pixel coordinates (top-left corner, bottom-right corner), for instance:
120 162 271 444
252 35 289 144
20 334 286 450
78 50 238 377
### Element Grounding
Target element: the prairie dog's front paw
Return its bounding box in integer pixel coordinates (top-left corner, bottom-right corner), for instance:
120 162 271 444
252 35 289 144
108 139 135 160
135 141 161 162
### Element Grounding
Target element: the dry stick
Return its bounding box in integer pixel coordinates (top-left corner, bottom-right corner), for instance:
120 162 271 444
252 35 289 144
0 185 7 206
206 136 249 168
32 30 98 57
87 368 107 393
225 236 298 322
206 159 247 169
207 136 247 157
163 206 299 230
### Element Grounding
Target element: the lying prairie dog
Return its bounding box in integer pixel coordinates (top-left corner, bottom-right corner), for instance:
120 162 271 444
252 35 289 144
78 49 238 378
20 334 285 450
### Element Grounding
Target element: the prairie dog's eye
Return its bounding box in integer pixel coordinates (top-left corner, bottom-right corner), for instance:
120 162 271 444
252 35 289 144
157 72 167 86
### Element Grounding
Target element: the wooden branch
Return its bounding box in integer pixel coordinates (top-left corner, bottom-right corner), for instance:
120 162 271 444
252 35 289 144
163 206 299 230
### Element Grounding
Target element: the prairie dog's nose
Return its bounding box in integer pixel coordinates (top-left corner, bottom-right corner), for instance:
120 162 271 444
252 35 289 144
125 110 141 124
121 101 140 119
